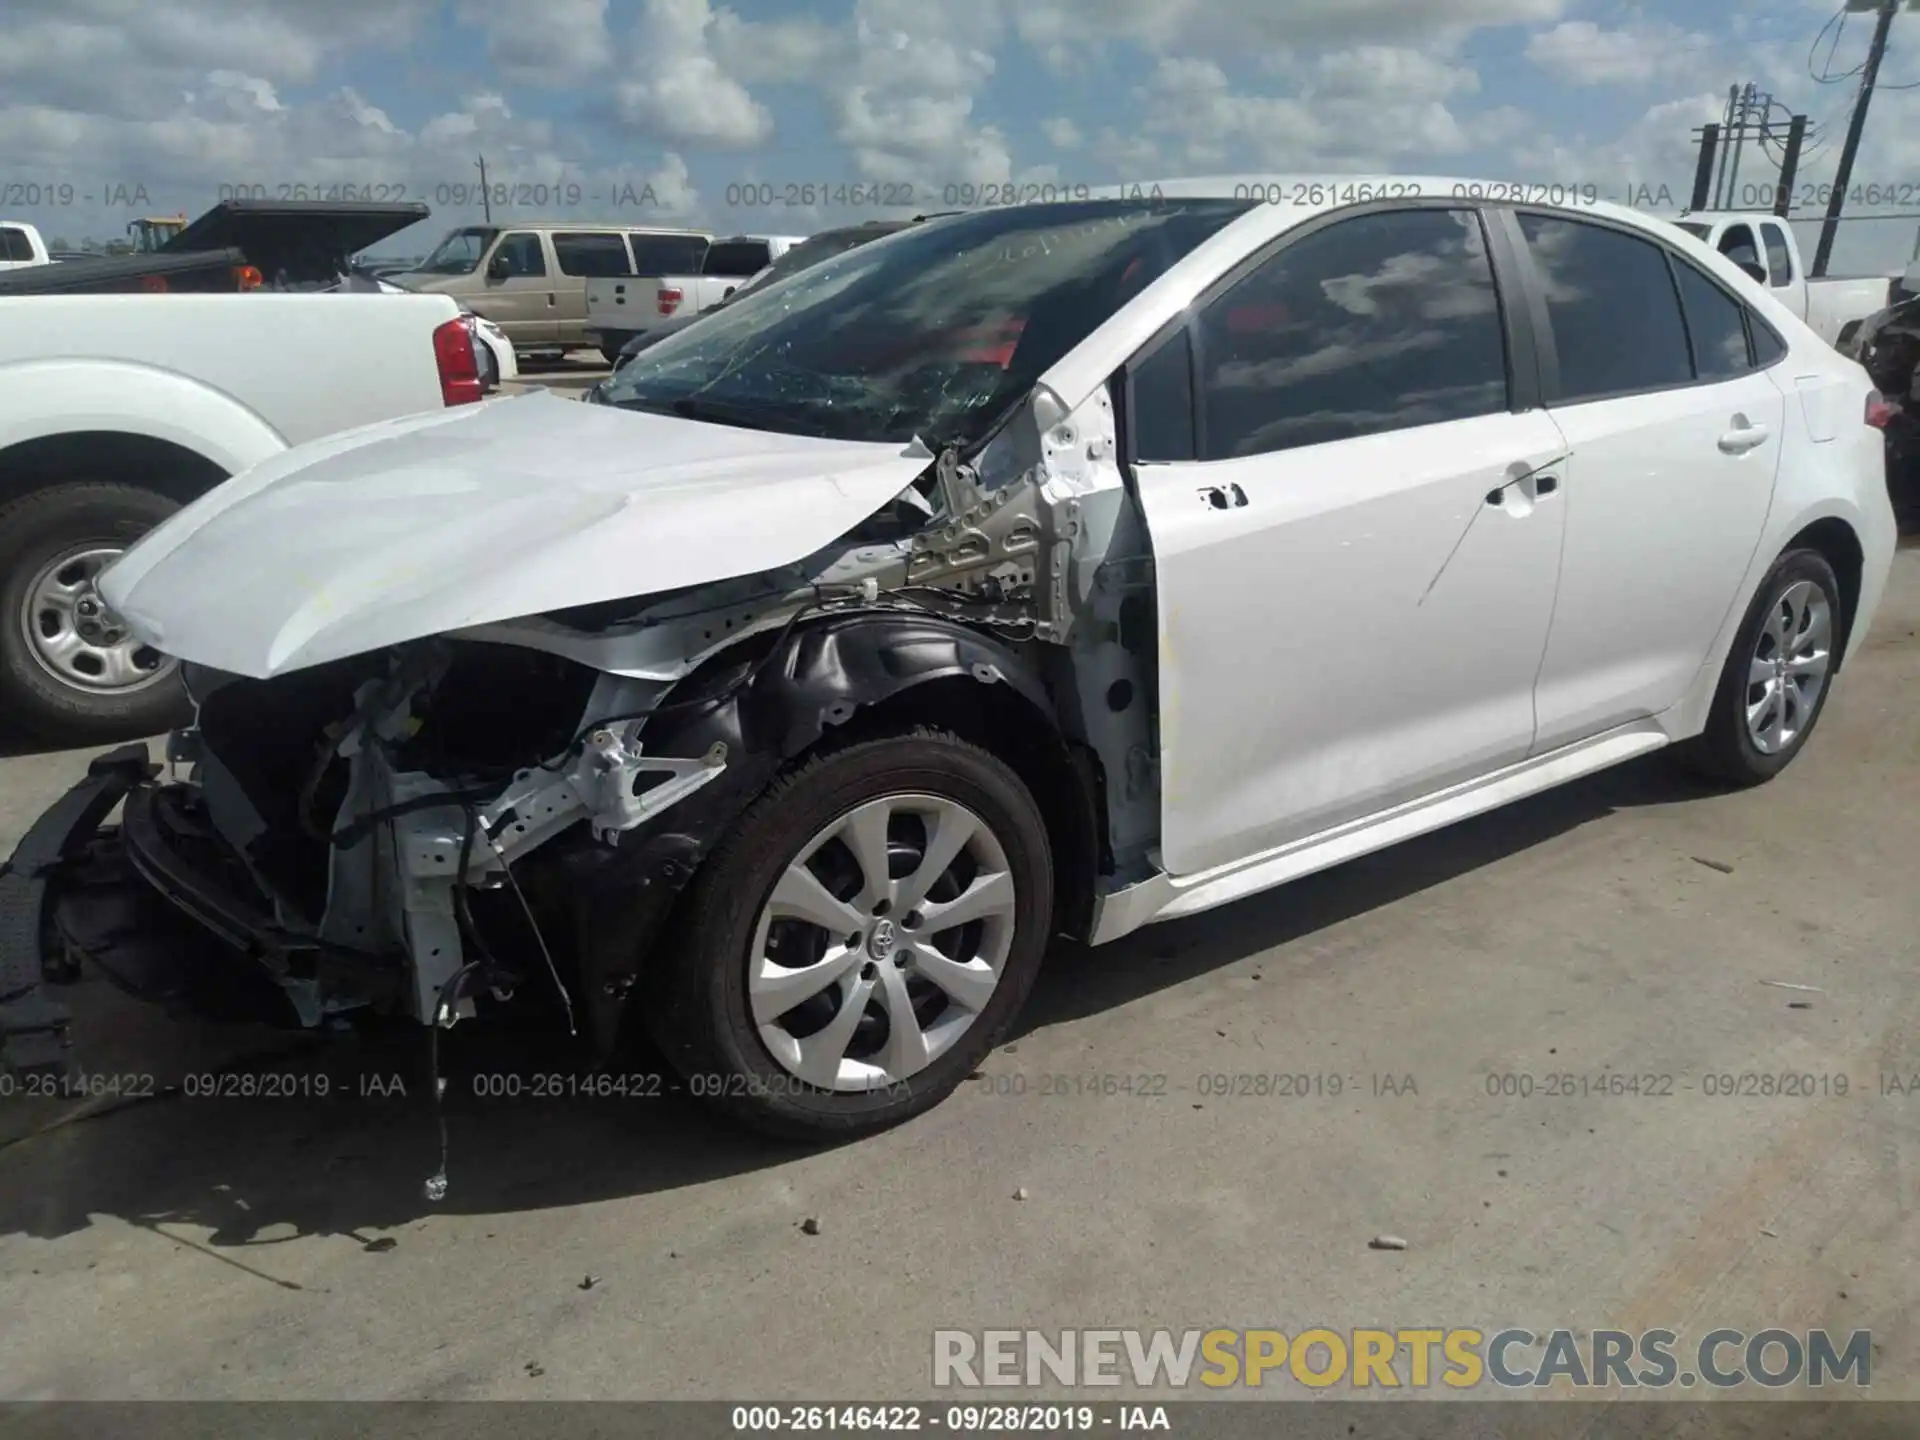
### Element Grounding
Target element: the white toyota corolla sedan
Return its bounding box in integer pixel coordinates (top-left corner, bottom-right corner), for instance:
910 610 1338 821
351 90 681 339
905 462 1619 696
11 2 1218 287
2 177 1896 1148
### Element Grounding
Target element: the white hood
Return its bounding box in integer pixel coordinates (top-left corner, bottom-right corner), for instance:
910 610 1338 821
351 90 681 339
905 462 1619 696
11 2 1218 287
100 391 933 679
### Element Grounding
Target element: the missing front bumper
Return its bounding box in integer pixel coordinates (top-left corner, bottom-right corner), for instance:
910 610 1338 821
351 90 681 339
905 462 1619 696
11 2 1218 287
0 748 400 1078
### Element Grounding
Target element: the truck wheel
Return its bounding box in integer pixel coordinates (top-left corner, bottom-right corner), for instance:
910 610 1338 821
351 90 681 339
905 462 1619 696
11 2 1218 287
0 484 191 744
647 728 1054 1141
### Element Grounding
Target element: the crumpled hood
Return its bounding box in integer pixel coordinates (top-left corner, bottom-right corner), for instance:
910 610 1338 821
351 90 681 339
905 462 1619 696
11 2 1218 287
100 391 933 679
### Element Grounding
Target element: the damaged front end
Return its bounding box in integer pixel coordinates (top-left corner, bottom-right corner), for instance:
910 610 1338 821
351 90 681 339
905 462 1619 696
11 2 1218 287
1 383 1160 1086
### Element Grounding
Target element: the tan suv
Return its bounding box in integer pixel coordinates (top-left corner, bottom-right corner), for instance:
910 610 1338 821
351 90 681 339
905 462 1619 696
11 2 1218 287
392 224 711 355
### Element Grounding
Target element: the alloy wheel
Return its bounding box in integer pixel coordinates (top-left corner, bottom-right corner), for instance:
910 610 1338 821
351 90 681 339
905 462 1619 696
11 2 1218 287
748 792 1018 1092
1744 578 1832 755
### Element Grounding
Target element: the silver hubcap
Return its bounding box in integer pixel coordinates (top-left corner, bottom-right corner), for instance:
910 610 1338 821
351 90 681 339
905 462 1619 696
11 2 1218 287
749 793 1018 1092
18 545 174 694
1745 578 1832 755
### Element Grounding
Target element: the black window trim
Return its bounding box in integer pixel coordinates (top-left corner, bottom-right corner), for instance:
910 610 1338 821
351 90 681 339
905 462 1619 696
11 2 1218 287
1500 204 1789 408
1118 197 1534 468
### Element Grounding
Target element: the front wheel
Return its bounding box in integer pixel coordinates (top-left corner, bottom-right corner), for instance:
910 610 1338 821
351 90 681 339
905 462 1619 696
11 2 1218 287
0 483 192 744
1684 548 1843 786
647 729 1054 1141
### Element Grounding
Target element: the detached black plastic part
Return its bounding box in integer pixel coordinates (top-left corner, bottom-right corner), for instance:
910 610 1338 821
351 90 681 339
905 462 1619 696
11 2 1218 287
0 744 155 1076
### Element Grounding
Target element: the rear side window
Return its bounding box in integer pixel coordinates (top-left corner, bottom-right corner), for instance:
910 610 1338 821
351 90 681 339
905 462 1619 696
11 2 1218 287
552 232 632 276
629 233 709 274
494 232 546 277
0 227 29 262
1750 316 1787 366
1760 223 1793 286
704 241 773 277
1517 213 1692 403
1187 207 1509 459
1670 258 1752 381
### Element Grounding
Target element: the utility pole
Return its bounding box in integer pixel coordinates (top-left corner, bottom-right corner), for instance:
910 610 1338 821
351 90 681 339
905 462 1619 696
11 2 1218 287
1812 0 1903 277
1774 114 1808 217
475 154 492 223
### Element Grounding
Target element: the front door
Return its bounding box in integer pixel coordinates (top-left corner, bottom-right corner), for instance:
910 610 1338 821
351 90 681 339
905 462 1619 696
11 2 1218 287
477 231 558 346
1507 211 1785 752
1128 206 1569 876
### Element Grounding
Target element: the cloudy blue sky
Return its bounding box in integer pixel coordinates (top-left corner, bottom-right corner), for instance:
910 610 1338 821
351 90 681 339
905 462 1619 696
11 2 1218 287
4 0 1919 271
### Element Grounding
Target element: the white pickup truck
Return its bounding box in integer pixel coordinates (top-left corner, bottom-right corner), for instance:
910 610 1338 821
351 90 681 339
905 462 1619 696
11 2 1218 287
585 233 804 361
0 221 52 271
1673 212 1903 350
0 291 474 741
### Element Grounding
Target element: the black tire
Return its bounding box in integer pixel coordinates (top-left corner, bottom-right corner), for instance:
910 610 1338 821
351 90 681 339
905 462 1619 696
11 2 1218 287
1683 547 1844 787
646 728 1054 1141
0 483 193 744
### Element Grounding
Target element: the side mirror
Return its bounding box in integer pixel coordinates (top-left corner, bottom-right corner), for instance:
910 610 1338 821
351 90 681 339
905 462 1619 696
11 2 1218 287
487 251 514 280
1734 259 1767 284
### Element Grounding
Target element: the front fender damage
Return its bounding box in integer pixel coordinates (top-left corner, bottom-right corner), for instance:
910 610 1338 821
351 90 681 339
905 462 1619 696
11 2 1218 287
20 383 1157 1096
564 612 1060 1052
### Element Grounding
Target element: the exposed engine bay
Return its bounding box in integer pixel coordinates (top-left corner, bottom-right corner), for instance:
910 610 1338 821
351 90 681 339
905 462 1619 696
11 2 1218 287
69 384 1161 1059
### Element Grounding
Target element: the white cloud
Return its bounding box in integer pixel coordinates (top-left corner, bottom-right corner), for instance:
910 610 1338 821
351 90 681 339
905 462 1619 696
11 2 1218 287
461 0 611 88
1041 116 1083 151
1014 0 1565 63
1524 19 1716 86
1129 45 1490 175
610 0 774 148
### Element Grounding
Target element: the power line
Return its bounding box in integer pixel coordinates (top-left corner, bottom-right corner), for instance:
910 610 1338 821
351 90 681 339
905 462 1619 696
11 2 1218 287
1810 5 1867 80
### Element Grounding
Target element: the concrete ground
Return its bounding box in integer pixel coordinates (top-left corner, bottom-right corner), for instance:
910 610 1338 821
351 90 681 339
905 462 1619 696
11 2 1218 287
2 544 1918 1416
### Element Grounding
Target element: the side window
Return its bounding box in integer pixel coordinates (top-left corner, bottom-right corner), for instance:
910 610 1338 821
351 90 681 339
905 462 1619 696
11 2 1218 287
1516 212 1693 402
1760 223 1794 286
494 232 547 278
0 227 27 262
1191 207 1509 460
551 232 631 276
1717 223 1762 276
1670 256 1752 381
1750 315 1788 367
704 241 773 277
1131 325 1196 462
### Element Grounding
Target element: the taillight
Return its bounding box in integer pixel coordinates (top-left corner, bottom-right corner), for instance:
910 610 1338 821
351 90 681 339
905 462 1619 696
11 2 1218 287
433 317 483 406
1866 391 1894 429
657 286 682 316
137 274 168 293
232 264 262 290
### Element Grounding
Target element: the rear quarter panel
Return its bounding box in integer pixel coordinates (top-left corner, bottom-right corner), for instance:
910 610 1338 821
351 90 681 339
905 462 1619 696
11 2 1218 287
1665 336 1895 740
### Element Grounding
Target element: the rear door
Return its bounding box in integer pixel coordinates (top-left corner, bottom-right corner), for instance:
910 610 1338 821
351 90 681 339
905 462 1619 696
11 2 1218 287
550 231 633 345
478 230 557 345
1507 210 1786 752
1129 203 1570 874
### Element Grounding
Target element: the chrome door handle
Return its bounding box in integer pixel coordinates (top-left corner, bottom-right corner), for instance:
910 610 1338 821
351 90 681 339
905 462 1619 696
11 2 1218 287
1718 424 1769 454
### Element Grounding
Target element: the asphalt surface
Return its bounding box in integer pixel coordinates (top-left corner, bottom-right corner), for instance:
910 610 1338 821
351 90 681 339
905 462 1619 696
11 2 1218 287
1 539 1918 1413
